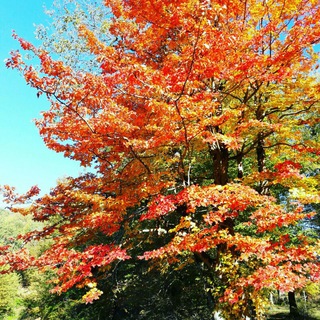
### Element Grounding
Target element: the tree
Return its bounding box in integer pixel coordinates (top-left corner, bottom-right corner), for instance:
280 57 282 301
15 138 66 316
0 272 20 316
0 210 42 318
2 0 320 319
35 0 112 72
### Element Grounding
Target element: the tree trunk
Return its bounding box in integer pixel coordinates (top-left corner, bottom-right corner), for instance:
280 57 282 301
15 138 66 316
236 153 244 179
209 141 229 186
256 133 269 195
257 133 266 173
288 291 298 315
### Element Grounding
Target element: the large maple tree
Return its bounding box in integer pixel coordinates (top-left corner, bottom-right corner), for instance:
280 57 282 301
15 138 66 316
2 0 320 318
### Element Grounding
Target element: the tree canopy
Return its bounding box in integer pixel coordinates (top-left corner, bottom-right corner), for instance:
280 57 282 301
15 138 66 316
2 0 320 319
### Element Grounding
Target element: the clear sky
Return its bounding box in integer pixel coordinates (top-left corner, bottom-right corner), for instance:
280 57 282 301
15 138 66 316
0 1 84 207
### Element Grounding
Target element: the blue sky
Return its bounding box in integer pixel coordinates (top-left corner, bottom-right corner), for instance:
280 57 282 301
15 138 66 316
0 1 84 207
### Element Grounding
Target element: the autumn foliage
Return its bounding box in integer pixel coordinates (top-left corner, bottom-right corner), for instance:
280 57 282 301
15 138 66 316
2 0 320 318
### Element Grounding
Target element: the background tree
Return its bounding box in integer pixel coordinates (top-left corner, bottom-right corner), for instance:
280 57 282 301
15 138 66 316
0 271 20 317
2 0 320 319
35 0 112 72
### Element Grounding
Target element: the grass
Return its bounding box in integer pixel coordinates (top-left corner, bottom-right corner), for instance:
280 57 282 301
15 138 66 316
267 304 320 320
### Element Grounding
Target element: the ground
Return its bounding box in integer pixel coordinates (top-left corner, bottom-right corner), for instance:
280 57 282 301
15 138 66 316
267 304 320 320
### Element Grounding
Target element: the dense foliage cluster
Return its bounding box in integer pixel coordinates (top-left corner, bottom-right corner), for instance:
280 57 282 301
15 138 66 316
1 0 320 319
